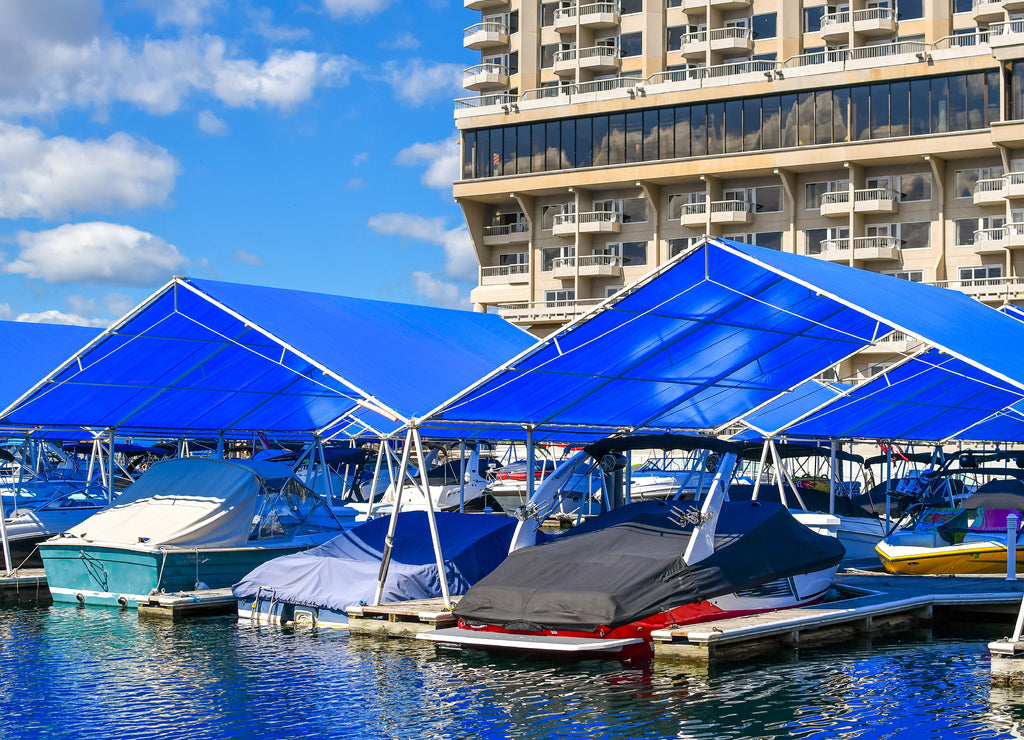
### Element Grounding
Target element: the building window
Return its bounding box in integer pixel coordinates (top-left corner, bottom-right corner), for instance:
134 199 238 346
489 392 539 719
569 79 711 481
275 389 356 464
604 241 648 266
885 269 924 282
897 0 924 19
959 265 1003 283
806 227 848 254
955 216 1003 246
619 32 643 57
752 185 784 213
541 203 574 230
621 0 643 14
621 197 648 223
464 71 1001 180
754 232 783 250
751 13 777 39
804 6 825 32
545 289 575 302
954 167 1003 198
899 221 930 250
804 180 848 210
952 0 971 12
541 2 558 26
499 252 528 265
541 44 559 69
668 237 702 257
899 173 931 202
541 246 574 271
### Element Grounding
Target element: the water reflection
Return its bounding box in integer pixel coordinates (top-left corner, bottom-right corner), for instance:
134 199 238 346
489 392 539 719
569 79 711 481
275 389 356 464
1 605 1024 739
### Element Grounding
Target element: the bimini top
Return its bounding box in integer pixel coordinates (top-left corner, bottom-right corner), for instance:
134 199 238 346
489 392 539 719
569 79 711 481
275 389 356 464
0 278 533 438
416 238 1024 442
0 320 99 429
58 457 341 548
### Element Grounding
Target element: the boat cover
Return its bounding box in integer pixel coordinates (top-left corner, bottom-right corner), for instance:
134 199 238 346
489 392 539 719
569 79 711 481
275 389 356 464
66 457 304 548
232 511 516 610
454 499 845 632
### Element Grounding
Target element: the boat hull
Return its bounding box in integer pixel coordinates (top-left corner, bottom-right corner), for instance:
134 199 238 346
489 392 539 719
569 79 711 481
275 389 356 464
40 542 313 607
876 539 1024 575
237 598 350 628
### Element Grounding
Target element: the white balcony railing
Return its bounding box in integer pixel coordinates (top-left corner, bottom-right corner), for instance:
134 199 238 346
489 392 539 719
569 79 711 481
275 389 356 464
975 177 1007 194
820 238 851 254
464 21 509 38
710 200 752 215
934 31 990 50
482 223 529 238
854 235 901 250
681 202 708 216
552 213 577 227
578 211 620 226
454 93 517 109
497 298 604 322
854 188 897 202
974 227 1007 244
710 26 751 42
579 254 621 268
480 263 529 279
990 19 1024 39
820 191 851 206
820 10 851 28
848 41 928 61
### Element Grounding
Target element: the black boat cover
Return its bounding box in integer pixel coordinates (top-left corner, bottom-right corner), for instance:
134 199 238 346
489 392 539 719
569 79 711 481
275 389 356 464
233 511 516 611
728 483 877 519
454 499 845 632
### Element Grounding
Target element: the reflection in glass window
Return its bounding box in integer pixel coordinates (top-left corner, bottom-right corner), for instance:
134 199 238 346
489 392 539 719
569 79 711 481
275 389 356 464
620 32 643 57
804 6 825 32
899 173 931 202
954 218 978 245
752 13 777 39
885 269 924 281
754 232 783 250
621 241 648 266
898 0 924 18
899 221 930 249
806 228 829 255
621 197 648 223
951 0 972 14
754 185 784 213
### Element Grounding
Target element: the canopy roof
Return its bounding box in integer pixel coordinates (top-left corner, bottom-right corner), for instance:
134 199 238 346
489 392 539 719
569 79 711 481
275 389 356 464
0 320 99 411
417 238 1024 442
0 278 532 438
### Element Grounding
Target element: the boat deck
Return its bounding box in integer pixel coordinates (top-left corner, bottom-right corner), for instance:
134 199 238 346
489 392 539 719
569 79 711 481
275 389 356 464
137 588 238 619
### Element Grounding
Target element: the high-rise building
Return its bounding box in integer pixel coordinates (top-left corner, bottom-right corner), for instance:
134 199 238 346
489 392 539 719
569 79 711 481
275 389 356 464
455 0 1024 365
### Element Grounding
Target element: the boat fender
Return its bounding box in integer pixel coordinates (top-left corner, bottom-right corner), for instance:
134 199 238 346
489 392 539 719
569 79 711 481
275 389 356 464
117 596 128 608
194 581 210 591
75 593 85 603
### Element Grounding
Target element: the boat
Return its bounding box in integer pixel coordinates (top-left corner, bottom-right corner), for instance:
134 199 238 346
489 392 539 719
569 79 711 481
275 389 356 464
38 457 347 607
1 487 111 568
380 442 499 511
876 474 1024 575
233 510 516 627
420 435 845 658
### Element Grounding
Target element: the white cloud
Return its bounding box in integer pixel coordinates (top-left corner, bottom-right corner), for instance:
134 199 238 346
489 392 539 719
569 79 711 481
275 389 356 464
347 178 366 190
368 213 476 281
197 110 228 135
381 32 420 51
248 7 311 42
352 151 369 166
0 304 12 320
394 138 458 193
65 292 134 319
230 249 264 266
15 310 109 328
0 123 180 220
381 59 462 107
0 8 355 116
5 222 186 286
140 0 216 28
323 0 395 19
410 271 470 309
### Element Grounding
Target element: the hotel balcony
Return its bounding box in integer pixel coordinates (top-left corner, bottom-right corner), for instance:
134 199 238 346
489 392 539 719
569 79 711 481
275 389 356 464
1008 0 1024 11
678 31 709 59
820 11 852 42
973 0 1006 23
987 19 1024 59
680 202 708 227
497 298 604 324
1007 222 1024 248
973 227 1008 253
553 48 578 76
1006 172 1024 198
819 191 851 218
464 0 506 9
853 188 898 214
464 22 509 51
577 45 622 73
865 330 922 355
553 5 577 33
852 235 901 260
579 2 621 28
551 213 577 236
931 277 1024 304
709 26 753 54
480 263 529 286
818 238 851 261
463 63 509 91
481 222 529 246
552 254 622 279
709 199 753 224
577 210 621 234
974 177 1007 206
710 0 751 8
853 7 898 37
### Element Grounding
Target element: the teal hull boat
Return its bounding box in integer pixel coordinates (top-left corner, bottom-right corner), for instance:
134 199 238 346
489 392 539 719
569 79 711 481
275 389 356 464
41 542 313 607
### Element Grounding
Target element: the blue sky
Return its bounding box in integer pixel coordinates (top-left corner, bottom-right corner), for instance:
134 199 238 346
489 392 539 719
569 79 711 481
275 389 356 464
0 0 476 327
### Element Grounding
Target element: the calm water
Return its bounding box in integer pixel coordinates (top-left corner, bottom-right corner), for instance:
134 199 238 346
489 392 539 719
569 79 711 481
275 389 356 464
1 604 1023 739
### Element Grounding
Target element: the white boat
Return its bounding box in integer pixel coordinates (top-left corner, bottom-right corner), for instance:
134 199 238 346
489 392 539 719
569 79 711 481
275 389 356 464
381 443 497 511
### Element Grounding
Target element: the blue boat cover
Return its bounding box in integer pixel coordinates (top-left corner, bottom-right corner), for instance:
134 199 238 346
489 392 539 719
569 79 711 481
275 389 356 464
0 278 532 437
418 238 1024 441
231 511 516 610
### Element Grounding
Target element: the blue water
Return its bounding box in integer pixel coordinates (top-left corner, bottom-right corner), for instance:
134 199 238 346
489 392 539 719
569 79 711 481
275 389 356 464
1 605 1023 739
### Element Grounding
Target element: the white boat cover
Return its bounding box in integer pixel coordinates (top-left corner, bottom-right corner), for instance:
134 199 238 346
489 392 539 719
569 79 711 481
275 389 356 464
66 458 291 548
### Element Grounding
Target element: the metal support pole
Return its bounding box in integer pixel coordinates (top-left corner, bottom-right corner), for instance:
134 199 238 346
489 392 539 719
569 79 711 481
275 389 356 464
625 449 632 506
366 442 386 510
526 428 536 502
217 431 225 460
107 428 116 504
1009 513 1019 582
0 491 11 574
373 430 414 605
770 440 808 511
885 443 892 533
459 439 466 514
752 440 770 500
829 440 837 516
317 436 335 504
411 427 452 608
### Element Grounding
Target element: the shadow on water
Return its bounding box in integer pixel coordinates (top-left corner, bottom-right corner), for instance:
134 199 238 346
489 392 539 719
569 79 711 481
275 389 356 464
3 603 1024 739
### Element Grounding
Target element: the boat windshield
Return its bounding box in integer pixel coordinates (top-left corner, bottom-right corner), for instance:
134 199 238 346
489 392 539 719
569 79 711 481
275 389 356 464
249 475 341 540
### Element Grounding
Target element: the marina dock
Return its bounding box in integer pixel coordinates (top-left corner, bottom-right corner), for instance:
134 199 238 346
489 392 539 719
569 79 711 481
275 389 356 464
0 569 48 605
348 597 460 638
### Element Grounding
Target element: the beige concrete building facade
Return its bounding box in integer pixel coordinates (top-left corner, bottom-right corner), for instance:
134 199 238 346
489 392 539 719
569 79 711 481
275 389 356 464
456 0 1024 361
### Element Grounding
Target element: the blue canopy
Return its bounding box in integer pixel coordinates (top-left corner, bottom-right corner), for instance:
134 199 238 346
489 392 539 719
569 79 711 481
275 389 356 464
730 380 848 441
0 278 533 437
416 238 1024 442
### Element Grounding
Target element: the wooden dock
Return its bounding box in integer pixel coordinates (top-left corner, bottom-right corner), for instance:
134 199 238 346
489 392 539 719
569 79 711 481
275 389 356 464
651 570 1024 664
137 588 238 619
347 597 460 638
0 568 51 605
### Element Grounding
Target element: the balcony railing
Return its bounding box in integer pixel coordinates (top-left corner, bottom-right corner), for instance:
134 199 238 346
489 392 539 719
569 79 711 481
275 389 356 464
974 227 1007 244
819 10 851 28
519 77 641 102
579 254 621 268
710 200 752 214
552 213 577 227
934 31 989 50
848 41 928 61
853 6 896 22
553 4 577 21
464 21 509 38
854 235 901 250
556 2 620 20
454 93 517 109
496 298 604 322
976 177 1006 194
990 19 1024 39
820 238 851 254
681 202 708 216
482 223 528 237
930 277 1024 301
480 263 529 279
854 188 897 202
820 191 851 206
578 211 620 226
